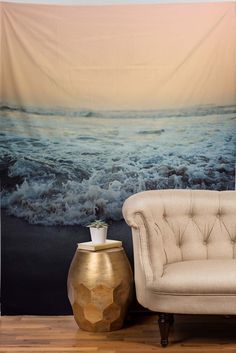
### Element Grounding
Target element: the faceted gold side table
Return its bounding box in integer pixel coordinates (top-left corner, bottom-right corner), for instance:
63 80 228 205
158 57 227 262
67 247 133 332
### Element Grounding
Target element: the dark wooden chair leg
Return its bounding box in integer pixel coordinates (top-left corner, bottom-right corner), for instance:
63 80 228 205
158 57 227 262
169 313 174 326
158 313 173 347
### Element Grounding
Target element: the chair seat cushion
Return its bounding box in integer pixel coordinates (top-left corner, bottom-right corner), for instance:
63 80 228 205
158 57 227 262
157 259 236 295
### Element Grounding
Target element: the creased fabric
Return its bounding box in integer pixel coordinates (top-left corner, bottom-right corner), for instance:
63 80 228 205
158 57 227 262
0 2 236 226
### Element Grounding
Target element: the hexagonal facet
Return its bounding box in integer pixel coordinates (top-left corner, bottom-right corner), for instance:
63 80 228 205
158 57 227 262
83 303 103 323
113 282 129 305
72 303 85 324
91 284 113 309
92 319 111 332
76 284 91 307
103 302 121 321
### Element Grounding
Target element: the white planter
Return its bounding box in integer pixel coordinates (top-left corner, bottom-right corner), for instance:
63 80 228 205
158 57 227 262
90 227 108 244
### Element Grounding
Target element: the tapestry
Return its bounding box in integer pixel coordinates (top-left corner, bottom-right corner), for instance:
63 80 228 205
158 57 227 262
1 1 236 226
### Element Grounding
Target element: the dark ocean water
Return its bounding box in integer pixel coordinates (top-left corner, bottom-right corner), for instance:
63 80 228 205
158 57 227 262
0 105 235 225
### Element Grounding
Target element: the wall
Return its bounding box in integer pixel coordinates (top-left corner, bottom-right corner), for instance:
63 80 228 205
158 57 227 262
1 1 236 314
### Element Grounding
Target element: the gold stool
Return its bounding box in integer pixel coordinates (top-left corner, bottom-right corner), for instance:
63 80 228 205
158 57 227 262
67 247 133 331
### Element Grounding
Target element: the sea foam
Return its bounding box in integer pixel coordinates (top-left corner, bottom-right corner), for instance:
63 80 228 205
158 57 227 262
1 106 235 225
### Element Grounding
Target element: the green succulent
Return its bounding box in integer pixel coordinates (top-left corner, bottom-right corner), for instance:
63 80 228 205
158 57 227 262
87 220 108 228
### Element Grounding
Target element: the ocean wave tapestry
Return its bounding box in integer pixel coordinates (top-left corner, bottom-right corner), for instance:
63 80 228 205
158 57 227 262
1 1 236 226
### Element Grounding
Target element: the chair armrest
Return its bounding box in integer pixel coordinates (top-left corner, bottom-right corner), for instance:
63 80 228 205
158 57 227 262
122 199 166 287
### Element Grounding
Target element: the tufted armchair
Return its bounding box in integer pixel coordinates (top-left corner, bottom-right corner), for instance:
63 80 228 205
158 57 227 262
122 189 236 347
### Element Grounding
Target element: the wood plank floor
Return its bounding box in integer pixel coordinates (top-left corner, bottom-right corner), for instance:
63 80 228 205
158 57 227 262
1 314 236 353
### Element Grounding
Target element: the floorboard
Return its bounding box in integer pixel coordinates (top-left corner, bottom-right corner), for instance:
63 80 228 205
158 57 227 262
1 314 236 352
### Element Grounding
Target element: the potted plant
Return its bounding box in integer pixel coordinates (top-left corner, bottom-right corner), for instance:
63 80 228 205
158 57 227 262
87 220 108 244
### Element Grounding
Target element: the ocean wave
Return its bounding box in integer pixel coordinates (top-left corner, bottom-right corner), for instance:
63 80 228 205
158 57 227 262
1 152 235 226
1 105 235 225
1 103 236 120
138 129 165 135
0 104 93 118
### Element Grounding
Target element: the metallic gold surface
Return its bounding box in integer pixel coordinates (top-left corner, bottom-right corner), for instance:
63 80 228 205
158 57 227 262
67 247 133 332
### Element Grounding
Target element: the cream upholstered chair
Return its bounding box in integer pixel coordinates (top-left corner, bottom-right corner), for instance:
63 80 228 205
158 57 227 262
122 189 236 347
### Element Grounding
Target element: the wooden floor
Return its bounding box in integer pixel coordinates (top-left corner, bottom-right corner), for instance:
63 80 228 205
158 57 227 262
1 314 236 353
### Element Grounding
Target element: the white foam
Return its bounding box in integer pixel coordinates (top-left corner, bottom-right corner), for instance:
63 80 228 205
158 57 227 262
1 106 235 225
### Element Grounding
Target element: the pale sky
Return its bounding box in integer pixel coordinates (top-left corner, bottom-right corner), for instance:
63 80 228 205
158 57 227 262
1 1 236 110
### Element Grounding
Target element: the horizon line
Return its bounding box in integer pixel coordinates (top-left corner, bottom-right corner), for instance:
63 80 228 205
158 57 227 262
1 102 235 113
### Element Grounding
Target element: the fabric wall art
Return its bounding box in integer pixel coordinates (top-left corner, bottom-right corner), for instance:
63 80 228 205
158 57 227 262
1 1 236 227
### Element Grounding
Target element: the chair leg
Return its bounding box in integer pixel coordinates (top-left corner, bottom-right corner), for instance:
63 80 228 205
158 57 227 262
169 313 174 326
158 313 173 347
